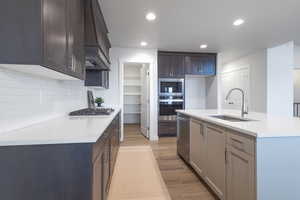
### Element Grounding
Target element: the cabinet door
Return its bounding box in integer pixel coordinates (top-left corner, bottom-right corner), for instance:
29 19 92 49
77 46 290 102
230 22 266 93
103 135 111 198
205 125 226 199
158 53 184 78
189 119 206 177
110 125 116 176
67 0 85 79
170 55 185 78
184 54 216 75
158 54 172 78
202 55 216 75
184 55 204 75
92 153 104 200
226 146 255 200
43 0 68 72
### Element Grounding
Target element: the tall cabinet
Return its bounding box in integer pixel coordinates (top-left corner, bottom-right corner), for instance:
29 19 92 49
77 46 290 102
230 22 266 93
158 51 217 137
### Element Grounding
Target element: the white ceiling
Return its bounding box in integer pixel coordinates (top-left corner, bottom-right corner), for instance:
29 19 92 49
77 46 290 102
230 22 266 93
99 0 300 63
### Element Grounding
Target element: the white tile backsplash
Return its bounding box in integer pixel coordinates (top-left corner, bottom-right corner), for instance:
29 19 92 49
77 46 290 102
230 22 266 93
0 67 87 134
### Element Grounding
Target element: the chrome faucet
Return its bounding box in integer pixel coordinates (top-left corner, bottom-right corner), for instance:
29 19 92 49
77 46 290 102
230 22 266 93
225 88 248 118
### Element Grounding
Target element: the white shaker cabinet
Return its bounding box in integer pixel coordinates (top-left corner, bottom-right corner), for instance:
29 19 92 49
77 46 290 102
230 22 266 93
189 120 226 200
205 125 226 200
180 111 300 200
189 118 255 200
190 119 206 177
226 131 256 200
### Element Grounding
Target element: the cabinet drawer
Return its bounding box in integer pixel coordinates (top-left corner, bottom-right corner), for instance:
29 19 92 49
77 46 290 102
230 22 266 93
226 131 255 156
159 121 177 135
191 118 202 124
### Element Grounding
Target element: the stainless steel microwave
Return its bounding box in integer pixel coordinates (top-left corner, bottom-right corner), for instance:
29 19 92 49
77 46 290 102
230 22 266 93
159 78 184 96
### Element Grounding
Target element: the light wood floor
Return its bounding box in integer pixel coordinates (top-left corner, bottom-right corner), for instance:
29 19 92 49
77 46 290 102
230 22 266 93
121 124 217 200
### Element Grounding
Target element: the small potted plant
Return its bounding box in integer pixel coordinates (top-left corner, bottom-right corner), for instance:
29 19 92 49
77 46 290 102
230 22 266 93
95 97 104 107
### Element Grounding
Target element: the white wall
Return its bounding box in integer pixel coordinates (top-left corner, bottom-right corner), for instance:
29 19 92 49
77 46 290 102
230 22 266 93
205 76 218 109
0 67 87 134
220 67 250 110
294 45 300 68
267 42 294 116
185 76 206 109
219 49 267 113
93 47 158 141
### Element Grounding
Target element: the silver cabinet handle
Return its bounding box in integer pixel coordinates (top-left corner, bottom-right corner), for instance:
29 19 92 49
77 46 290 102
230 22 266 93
178 117 189 121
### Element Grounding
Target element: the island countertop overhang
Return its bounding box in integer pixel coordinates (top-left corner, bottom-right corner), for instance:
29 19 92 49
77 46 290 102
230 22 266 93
176 109 300 138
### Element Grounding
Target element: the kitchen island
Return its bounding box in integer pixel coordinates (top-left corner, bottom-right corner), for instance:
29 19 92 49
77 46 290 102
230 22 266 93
0 109 121 200
177 109 300 200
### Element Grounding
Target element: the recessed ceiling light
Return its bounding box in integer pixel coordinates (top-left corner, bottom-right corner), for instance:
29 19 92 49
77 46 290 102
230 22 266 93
200 44 208 49
140 41 148 47
233 19 245 26
146 12 156 21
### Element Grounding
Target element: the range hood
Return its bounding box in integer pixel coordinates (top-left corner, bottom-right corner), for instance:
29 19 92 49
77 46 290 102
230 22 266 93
85 47 110 70
85 0 111 70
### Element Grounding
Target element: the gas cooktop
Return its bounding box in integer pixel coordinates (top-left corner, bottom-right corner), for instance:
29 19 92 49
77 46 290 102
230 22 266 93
69 108 114 116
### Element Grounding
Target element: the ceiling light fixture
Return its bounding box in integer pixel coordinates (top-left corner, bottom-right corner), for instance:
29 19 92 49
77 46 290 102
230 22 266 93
200 44 208 49
233 19 245 26
146 12 156 21
140 41 148 47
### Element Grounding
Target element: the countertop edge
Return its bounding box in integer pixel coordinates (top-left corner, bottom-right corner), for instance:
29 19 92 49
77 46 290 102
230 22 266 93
177 110 259 138
0 109 121 147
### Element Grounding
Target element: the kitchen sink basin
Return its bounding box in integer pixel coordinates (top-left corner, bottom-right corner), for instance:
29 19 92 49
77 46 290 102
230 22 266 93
210 115 255 122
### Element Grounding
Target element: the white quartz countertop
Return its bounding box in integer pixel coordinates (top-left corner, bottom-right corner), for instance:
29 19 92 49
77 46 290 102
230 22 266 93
177 109 300 138
0 108 121 146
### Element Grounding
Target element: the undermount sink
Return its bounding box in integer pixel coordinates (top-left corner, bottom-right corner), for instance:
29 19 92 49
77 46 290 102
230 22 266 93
210 115 255 122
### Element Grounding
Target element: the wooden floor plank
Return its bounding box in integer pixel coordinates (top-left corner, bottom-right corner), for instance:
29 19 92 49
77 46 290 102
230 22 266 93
120 124 217 200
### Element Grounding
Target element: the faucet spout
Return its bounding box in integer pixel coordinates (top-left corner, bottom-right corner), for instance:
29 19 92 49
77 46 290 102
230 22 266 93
225 88 248 118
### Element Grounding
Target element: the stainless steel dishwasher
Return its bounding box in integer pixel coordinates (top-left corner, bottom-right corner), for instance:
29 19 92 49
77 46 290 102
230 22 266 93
177 113 190 163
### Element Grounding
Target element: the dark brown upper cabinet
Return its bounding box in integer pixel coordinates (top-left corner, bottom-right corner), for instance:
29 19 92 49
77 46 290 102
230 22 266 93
158 52 185 78
184 53 216 76
67 0 85 78
158 51 216 78
0 0 85 80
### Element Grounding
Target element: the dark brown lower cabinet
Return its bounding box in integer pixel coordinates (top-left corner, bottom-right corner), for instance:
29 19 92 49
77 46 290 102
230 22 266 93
158 121 177 137
0 112 120 200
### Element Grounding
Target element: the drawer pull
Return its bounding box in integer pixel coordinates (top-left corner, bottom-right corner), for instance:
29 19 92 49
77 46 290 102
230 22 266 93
231 138 245 151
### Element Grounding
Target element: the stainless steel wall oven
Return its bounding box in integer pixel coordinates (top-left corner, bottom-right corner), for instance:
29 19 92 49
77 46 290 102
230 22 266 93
158 78 185 137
